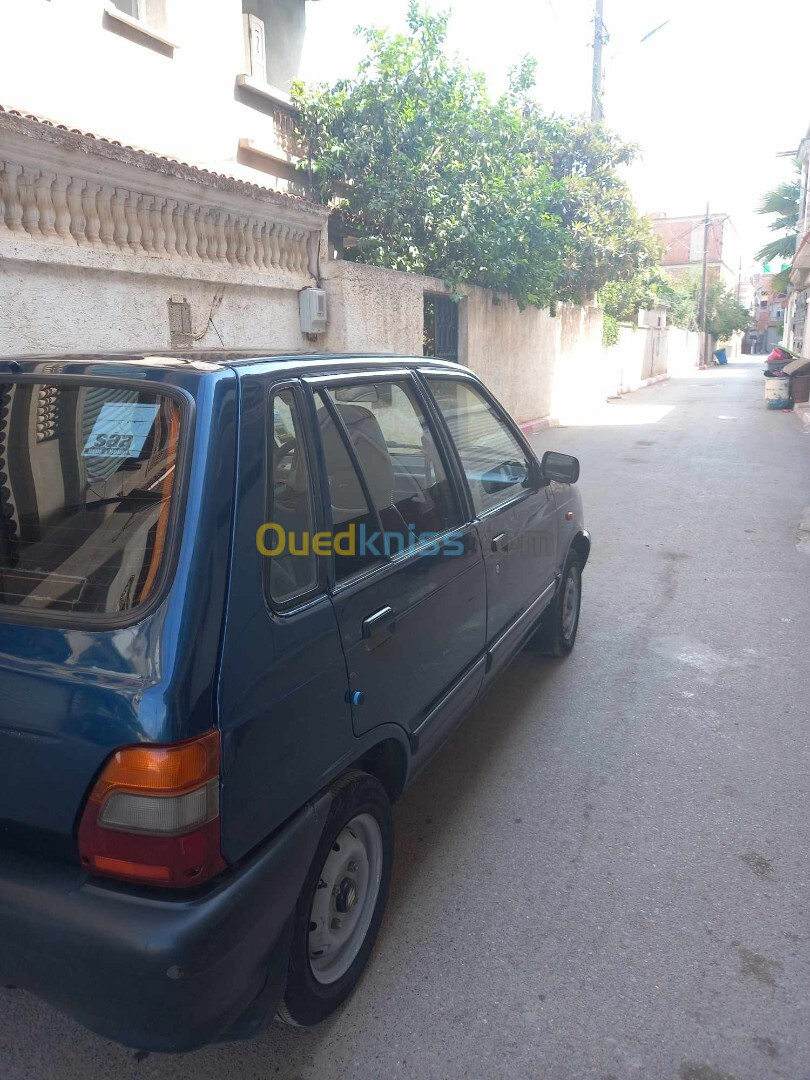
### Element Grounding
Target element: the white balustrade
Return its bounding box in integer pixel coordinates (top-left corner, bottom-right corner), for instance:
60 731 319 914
0 157 318 277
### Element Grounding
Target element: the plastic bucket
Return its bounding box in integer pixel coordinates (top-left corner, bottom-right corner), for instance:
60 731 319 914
765 376 791 409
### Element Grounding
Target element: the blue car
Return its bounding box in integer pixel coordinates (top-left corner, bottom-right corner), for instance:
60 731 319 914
0 351 589 1050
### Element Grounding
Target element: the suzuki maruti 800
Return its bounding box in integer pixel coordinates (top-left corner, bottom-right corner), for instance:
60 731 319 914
0 351 588 1050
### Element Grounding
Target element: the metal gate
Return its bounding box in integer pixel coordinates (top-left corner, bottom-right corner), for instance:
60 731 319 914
423 293 459 363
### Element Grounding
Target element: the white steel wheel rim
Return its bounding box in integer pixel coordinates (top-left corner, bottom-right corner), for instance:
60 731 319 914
308 813 383 986
561 567 581 641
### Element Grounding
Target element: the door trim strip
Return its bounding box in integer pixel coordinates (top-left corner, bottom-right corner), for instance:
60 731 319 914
485 580 557 672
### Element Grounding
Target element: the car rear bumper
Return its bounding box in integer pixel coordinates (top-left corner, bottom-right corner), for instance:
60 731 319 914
0 793 331 1052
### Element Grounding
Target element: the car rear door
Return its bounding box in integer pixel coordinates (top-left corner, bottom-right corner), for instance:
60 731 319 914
422 373 558 675
304 370 486 756
217 373 351 863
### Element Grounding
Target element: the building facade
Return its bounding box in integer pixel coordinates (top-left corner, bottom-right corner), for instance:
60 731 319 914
0 1 332 356
787 126 810 358
0 0 318 192
649 211 740 293
747 273 788 353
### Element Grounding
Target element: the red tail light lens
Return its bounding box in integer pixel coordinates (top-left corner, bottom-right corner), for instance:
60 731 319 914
78 731 227 888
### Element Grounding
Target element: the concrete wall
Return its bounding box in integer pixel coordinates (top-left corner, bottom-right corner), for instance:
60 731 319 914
0 109 327 357
319 261 426 356
1 0 309 191
666 327 704 374
601 324 701 395
0 258 306 354
319 261 605 425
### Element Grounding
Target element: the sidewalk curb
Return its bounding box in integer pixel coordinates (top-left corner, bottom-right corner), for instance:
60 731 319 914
519 416 557 436
616 374 671 395
518 373 674 435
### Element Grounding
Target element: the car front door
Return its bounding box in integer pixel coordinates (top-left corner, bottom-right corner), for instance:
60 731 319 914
423 373 558 673
305 371 487 756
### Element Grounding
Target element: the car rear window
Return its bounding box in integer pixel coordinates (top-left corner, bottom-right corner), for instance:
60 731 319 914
0 381 184 618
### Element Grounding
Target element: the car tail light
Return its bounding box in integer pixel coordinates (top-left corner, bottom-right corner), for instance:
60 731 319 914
78 731 227 888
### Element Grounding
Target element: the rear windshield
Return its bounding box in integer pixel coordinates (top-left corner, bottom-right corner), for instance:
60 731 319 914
0 381 184 618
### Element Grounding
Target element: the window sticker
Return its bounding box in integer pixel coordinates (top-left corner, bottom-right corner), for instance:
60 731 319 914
82 402 160 459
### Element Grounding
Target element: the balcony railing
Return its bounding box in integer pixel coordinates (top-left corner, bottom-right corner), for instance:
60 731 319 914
0 113 327 283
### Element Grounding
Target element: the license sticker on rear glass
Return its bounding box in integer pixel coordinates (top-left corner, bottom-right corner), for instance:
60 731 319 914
82 403 160 459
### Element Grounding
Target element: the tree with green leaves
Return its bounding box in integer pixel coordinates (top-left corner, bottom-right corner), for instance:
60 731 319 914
664 272 751 341
755 161 801 294
293 3 656 311
756 161 801 266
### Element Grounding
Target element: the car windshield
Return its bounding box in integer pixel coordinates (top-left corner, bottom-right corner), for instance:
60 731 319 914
0 381 184 618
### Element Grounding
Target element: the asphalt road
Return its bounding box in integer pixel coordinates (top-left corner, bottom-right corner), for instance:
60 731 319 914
2 359 809 1080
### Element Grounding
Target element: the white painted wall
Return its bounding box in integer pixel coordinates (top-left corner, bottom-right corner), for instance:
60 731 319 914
463 291 605 423
0 0 309 191
601 324 701 396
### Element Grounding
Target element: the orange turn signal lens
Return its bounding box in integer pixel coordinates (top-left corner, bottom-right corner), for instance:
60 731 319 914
88 730 220 802
91 856 172 882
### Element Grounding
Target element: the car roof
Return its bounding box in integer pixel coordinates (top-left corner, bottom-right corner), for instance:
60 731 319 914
0 350 465 375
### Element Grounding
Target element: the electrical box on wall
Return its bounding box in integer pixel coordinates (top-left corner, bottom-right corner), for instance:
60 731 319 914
299 288 328 334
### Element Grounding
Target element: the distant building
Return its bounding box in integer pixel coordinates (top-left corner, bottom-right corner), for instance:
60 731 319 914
649 212 740 292
748 274 788 353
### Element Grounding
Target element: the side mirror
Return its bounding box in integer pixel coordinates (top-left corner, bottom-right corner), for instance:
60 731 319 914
540 451 580 485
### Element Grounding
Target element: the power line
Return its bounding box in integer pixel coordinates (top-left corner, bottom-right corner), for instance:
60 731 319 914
640 19 671 43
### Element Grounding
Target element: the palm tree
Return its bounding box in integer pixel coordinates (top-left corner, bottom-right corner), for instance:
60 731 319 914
755 160 801 267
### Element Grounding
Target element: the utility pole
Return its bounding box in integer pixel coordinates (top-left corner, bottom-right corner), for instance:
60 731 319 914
698 202 711 366
591 0 605 123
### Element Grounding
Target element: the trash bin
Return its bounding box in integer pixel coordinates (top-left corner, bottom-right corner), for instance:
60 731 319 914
791 373 810 404
713 348 728 365
765 376 791 409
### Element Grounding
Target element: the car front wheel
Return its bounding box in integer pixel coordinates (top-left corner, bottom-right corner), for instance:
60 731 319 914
528 551 582 657
278 772 393 1027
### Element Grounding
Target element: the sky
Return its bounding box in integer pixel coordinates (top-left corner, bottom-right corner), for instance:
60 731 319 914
301 0 810 274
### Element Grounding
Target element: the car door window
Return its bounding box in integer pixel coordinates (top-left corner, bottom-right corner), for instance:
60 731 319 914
324 380 458 542
426 378 531 516
264 388 318 605
315 392 385 582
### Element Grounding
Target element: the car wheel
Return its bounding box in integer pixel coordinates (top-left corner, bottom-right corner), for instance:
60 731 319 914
527 551 582 657
278 771 393 1027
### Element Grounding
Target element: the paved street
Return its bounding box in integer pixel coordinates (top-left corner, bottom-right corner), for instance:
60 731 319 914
2 359 809 1080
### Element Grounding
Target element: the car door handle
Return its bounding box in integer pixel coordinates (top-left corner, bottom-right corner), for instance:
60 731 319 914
362 606 396 645
491 533 510 553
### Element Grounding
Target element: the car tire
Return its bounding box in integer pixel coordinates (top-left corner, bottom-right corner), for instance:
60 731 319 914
278 771 394 1027
527 551 582 657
